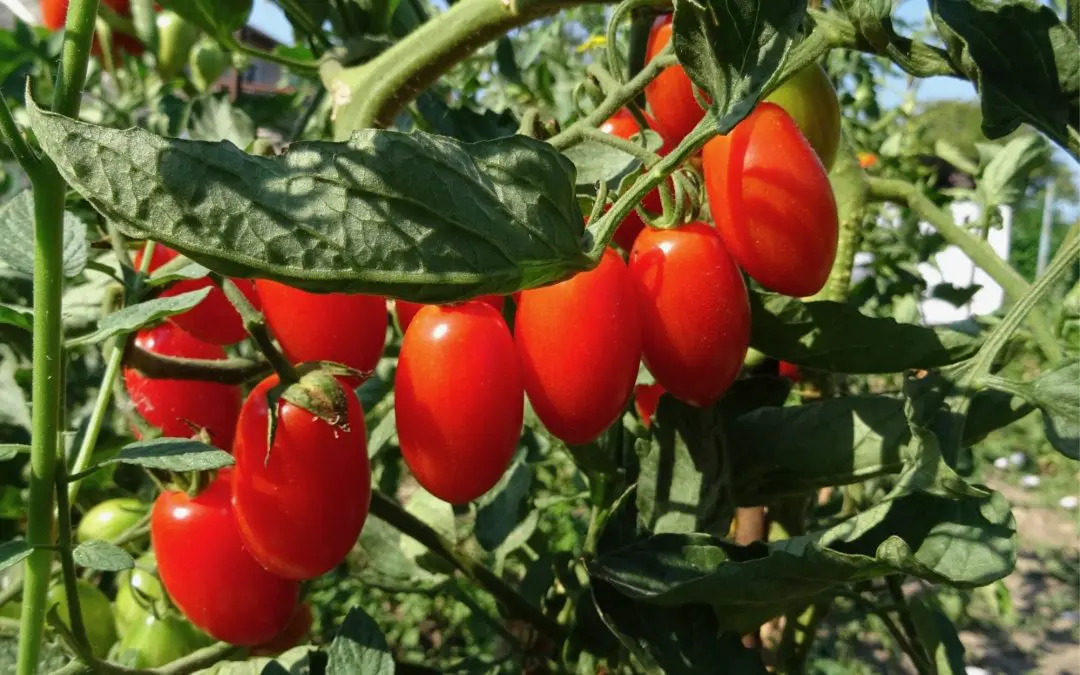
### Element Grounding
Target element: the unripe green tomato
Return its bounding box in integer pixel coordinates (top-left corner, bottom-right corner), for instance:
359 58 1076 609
76 497 147 549
765 64 841 171
156 11 201 81
118 613 211 668
189 38 229 91
47 581 118 659
114 553 167 636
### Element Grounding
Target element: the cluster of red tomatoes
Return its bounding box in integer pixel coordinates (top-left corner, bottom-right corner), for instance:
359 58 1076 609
118 13 839 648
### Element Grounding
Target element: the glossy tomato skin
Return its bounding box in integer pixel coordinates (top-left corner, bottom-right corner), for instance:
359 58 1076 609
395 295 505 334
151 470 299 646
396 302 523 504
135 245 260 345
47 581 117 658
600 110 671 251
634 383 665 429
764 65 841 170
703 102 838 298
233 375 371 580
255 280 387 383
76 497 146 548
124 323 242 449
645 15 706 144
628 223 750 407
515 249 641 445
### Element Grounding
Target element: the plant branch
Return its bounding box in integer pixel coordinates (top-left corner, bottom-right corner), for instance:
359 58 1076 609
227 38 319 76
369 491 569 646
0 95 42 179
53 463 92 659
217 277 298 384
124 347 272 384
866 176 1063 364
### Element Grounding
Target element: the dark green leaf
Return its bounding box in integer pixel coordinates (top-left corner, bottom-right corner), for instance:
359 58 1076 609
909 596 966 675
495 37 522 85
351 517 444 590
977 134 1047 208
591 489 1015 633
962 389 1034 446
71 540 134 572
672 0 804 133
931 283 982 307
834 0 893 47
190 646 313 674
105 438 235 472
0 444 29 461
27 98 591 302
158 0 252 43
0 189 87 279
0 539 31 572
326 607 394 675
0 30 33 87
65 288 212 348
994 360 1080 460
562 130 664 190
415 92 519 142
931 0 1079 147
475 455 531 551
145 260 210 287
0 305 31 333
750 292 983 372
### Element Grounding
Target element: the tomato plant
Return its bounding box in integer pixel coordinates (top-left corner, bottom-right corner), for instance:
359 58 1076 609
233 374 372 580
117 614 211 668
151 470 300 645
515 248 641 444
114 555 167 636
395 301 523 503
256 280 388 382
123 322 242 449
599 109 671 250
703 102 839 298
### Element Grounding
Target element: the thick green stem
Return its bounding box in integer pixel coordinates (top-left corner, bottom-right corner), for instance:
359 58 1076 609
866 176 1064 364
816 142 867 303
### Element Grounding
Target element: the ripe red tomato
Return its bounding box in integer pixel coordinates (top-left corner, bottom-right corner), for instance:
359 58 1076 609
703 102 838 298
634 383 665 429
232 374 371 580
395 295 505 334
628 223 750 407
151 470 299 646
599 110 672 251
515 249 641 445
645 14 707 145
395 301 523 504
135 245 260 345
255 280 387 383
42 0 144 56
123 323 242 449
778 361 802 382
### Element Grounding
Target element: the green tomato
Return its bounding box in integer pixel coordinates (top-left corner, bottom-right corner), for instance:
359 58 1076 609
189 37 229 91
156 11 201 81
76 497 147 548
765 64 841 171
47 581 118 659
115 553 167 636
117 613 211 668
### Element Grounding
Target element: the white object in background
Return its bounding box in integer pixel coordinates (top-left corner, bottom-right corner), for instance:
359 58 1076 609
0 0 36 24
965 668 989 675
993 457 1009 470
1009 451 1026 466
1059 495 1078 510
919 201 1012 325
1020 474 1041 488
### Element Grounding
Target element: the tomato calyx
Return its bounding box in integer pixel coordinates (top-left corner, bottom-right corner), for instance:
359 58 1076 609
262 367 355 466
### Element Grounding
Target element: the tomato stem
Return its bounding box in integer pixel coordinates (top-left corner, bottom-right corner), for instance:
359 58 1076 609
123 348 272 384
217 277 300 384
53 463 94 661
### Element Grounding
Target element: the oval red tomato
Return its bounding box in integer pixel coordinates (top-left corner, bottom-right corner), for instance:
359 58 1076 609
395 295 505 334
600 109 672 251
395 301 523 504
634 383 665 429
515 249 641 445
645 14 706 145
232 374 371 580
628 222 750 407
703 102 839 298
255 280 387 383
135 245 260 346
151 470 299 646
123 323 242 449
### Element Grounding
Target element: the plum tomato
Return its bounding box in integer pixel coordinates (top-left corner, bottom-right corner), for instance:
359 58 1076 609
764 65 841 170
395 301 523 504
645 14 707 145
394 294 505 334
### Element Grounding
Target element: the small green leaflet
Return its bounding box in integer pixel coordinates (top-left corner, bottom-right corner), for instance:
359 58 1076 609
0 539 31 572
66 288 211 348
0 305 31 332
326 607 395 675
0 189 87 279
72 540 134 572
103 438 235 472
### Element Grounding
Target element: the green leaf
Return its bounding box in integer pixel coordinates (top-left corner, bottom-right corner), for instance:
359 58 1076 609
145 260 210 288
27 98 591 303
1031 360 1080 459
158 0 252 43
0 189 87 279
104 438 235 472
415 92 519 142
562 130 664 190
750 292 983 373
931 0 1079 147
0 539 31 572
590 489 1016 633
71 540 135 572
189 95 257 150
672 0 805 133
191 646 313 674
909 596 966 675
0 305 31 333
0 444 29 461
0 30 33 87
65 288 212 348
351 517 445 590
977 134 1047 208
326 607 394 675
475 454 532 551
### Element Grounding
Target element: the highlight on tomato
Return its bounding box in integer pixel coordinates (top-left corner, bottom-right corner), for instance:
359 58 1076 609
123 322 242 449
395 301 523 504
394 294 505 334
151 470 300 646
134 245 261 346
628 222 751 407
256 280 388 383
232 373 372 580
764 65 842 171
644 14 707 144
703 102 839 298
515 248 642 445
599 109 672 251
